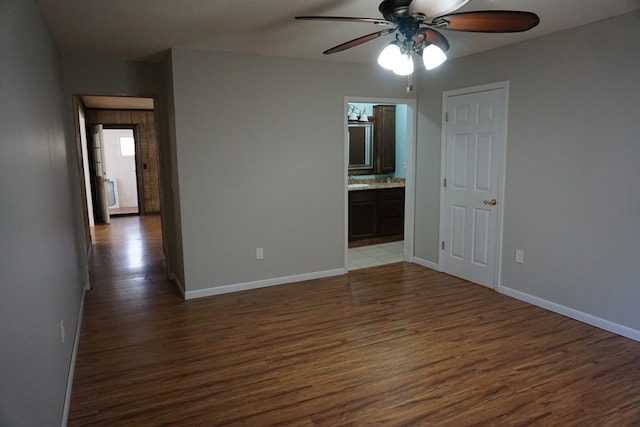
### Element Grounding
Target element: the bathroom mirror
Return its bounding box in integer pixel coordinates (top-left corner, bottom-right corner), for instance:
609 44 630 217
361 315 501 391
348 121 374 174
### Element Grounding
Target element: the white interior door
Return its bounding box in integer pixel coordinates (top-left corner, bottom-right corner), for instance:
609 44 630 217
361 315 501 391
92 124 110 224
440 83 507 288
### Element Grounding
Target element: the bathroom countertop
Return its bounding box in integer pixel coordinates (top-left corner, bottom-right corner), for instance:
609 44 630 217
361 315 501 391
347 181 405 191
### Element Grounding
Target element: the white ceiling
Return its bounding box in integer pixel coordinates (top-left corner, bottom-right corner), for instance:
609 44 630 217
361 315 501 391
39 0 640 65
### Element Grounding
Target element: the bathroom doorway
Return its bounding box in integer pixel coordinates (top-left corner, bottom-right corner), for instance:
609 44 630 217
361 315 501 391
344 97 417 270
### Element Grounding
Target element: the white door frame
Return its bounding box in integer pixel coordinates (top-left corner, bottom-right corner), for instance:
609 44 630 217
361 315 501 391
344 96 418 269
438 81 509 288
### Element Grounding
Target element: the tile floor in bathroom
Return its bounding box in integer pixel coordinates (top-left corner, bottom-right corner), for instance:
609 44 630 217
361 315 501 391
348 240 404 270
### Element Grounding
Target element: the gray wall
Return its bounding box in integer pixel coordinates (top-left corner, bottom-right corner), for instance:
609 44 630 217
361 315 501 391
62 56 162 99
414 11 640 330
0 0 86 425
169 49 414 292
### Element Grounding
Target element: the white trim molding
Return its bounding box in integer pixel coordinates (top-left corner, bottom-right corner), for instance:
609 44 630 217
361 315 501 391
185 268 347 300
498 285 640 343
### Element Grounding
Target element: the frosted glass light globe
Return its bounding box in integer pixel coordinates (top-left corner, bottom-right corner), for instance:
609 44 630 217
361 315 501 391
392 54 414 76
422 44 447 70
377 44 402 70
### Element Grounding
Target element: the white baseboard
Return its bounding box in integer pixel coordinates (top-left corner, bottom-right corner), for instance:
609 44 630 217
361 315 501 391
185 268 347 300
498 284 640 343
61 287 86 427
412 257 440 271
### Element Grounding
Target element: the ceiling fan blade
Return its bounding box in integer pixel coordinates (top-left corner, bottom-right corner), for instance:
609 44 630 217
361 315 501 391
409 0 470 18
435 11 540 33
295 16 392 26
413 28 450 52
323 28 396 55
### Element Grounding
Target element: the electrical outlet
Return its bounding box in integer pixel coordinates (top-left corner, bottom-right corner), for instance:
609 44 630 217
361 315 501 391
515 249 524 264
256 247 264 260
60 320 65 343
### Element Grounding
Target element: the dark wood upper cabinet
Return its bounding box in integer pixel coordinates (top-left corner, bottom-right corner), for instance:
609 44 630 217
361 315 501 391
373 105 396 174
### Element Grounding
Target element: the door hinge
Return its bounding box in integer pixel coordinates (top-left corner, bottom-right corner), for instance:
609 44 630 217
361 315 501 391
442 241 445 250
443 178 447 188
445 112 449 122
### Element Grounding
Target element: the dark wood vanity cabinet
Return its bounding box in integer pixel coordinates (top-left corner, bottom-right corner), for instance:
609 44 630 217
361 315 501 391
349 187 404 241
377 187 405 236
373 105 396 174
348 190 377 240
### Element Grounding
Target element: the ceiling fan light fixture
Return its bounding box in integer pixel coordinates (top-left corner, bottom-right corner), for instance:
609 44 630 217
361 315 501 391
392 53 414 76
422 44 447 70
300 1 540 78
377 43 402 70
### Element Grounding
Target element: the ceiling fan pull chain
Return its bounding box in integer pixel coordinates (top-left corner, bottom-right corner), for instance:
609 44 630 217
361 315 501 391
406 74 413 93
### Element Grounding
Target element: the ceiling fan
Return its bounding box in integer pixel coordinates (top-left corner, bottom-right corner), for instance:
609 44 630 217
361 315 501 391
296 0 539 76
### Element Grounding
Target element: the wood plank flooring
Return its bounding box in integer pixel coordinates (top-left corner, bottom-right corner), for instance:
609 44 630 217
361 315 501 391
108 206 139 215
70 215 640 425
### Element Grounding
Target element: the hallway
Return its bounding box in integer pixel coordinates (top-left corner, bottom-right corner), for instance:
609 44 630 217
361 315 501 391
87 214 171 296
70 215 183 423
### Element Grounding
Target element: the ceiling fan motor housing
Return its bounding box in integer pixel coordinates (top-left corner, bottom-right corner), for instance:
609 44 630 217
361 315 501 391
379 0 412 22
379 0 423 51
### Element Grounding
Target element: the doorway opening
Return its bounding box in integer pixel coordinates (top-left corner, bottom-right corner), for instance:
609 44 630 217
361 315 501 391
73 95 161 229
101 127 140 217
344 97 417 271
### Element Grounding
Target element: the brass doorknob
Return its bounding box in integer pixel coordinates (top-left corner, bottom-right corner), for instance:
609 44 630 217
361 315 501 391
483 198 497 206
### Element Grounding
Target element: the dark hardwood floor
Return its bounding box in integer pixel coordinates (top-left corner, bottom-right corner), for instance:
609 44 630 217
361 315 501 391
69 215 640 425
